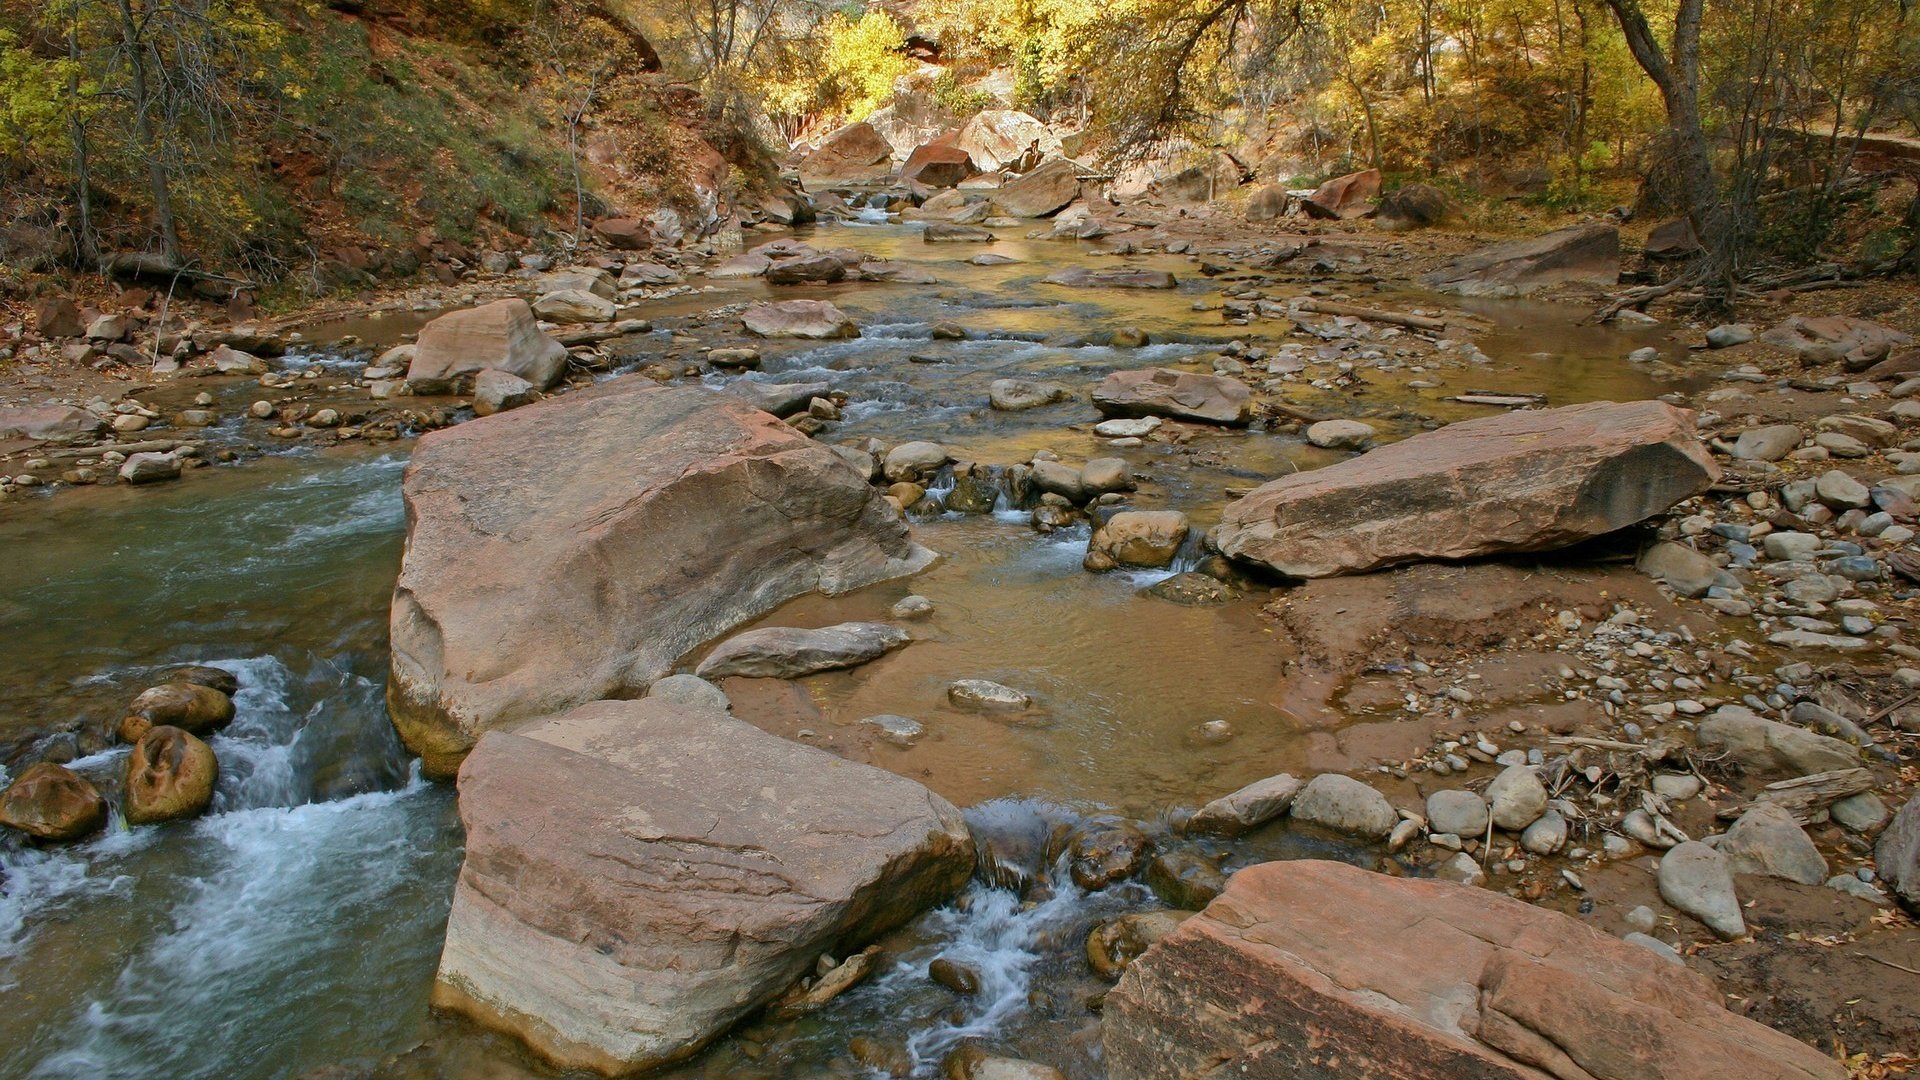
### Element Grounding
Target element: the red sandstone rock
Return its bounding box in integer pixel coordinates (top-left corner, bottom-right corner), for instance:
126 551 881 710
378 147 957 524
1104 860 1845 1080
1212 400 1717 577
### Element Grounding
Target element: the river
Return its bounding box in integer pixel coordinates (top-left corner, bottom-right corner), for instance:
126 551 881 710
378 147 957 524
0 218 1686 1078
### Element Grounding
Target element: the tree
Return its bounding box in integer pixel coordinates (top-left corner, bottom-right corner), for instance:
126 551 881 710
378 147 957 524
1600 0 1717 233
530 0 631 240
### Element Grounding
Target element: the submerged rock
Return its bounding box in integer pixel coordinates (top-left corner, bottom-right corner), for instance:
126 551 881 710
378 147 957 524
1069 818 1151 890
1145 851 1227 910
0 762 106 841
1088 910 1193 981
695 622 911 679
1042 267 1176 289
948 679 1032 712
741 300 859 339
387 381 932 778
434 698 973 1076
989 378 1071 411
1213 400 1717 578
1104 860 1841 1079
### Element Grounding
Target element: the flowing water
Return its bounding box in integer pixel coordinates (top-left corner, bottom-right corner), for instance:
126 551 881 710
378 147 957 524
0 220 1688 1078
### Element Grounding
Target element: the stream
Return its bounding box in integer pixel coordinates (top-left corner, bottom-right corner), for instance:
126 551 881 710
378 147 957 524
0 220 1688 1078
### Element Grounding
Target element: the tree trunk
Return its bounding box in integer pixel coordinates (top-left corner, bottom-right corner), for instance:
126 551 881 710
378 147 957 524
67 21 97 268
115 0 182 266
1603 0 1717 237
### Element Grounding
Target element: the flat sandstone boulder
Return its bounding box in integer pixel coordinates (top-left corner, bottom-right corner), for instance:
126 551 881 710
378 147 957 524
1093 368 1251 426
1421 222 1620 297
1211 400 1717 578
435 698 974 1075
1103 859 1844 1080
695 622 910 679
387 380 933 776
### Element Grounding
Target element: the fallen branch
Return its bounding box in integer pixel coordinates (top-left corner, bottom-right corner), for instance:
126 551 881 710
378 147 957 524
40 439 191 460
1549 736 1648 752
1294 299 1449 332
1716 768 1874 824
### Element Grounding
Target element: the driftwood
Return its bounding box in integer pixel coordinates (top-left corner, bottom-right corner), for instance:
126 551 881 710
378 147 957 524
1294 298 1449 332
99 251 252 289
1715 768 1874 824
41 439 191 460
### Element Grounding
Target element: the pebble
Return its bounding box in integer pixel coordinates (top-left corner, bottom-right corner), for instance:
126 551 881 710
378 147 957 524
1625 905 1657 933
891 595 935 620
1435 852 1485 886
1622 932 1684 964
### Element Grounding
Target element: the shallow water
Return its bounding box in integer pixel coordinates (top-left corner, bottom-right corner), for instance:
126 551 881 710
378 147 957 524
0 219 1688 1078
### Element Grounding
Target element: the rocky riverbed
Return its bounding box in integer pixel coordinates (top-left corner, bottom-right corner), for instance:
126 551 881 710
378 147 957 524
2 193 1918 1079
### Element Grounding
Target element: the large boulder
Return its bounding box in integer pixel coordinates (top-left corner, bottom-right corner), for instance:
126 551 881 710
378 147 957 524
1084 511 1190 572
995 158 1084 218
0 762 107 842
902 140 975 188
532 289 617 325
405 299 569 394
1093 368 1253 427
1760 315 1910 370
1212 400 1717 578
433 698 975 1075
953 110 1062 172
590 217 650 251
33 296 86 338
1877 796 1920 911
386 380 934 777
1104 860 1845 1080
1375 183 1455 230
0 405 107 446
742 300 859 340
765 254 847 285
1695 706 1859 777
1301 168 1381 220
798 121 894 182
1422 223 1621 297
1245 185 1290 222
